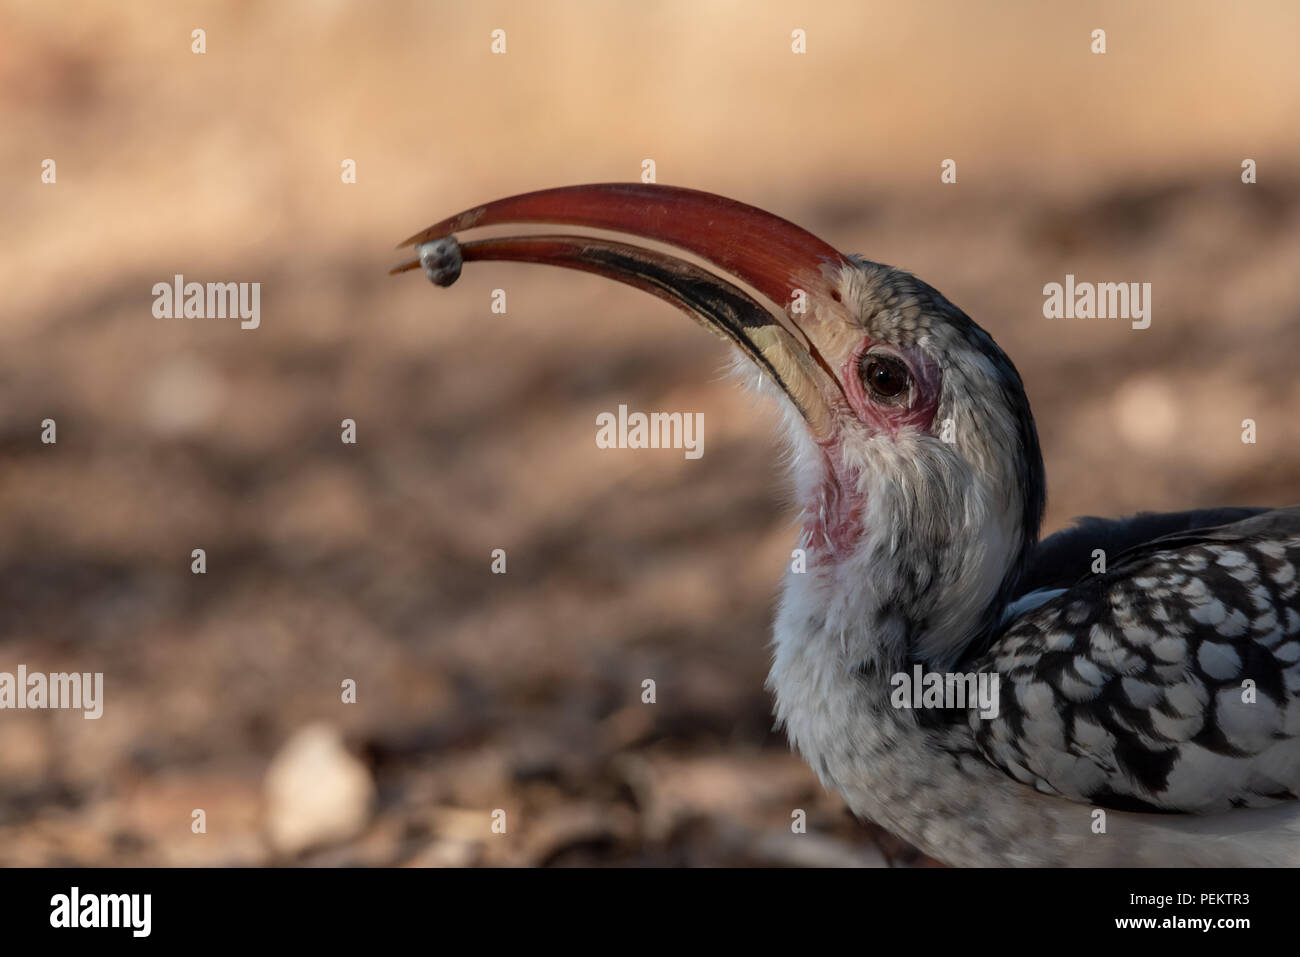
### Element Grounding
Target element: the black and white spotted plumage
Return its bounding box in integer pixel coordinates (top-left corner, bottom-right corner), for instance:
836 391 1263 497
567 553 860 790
975 507 1300 814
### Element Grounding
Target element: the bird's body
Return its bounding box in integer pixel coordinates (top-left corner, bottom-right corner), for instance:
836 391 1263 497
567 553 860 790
771 504 1300 865
397 183 1300 866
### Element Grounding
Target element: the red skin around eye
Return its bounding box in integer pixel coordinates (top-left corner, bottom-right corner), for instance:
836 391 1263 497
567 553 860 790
840 339 942 438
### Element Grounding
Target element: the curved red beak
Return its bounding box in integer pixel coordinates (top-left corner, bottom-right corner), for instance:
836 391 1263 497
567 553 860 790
392 183 854 438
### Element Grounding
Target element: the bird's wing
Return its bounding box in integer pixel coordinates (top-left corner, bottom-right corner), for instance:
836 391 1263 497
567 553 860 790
973 506 1300 813
1016 506 1274 597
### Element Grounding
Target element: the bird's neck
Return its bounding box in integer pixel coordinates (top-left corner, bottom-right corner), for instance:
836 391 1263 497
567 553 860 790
790 442 1034 671
766 566 1013 861
768 450 1038 850
770 484 1026 761
769 499 1048 864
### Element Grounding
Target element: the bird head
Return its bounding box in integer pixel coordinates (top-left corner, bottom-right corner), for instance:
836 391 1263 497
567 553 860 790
395 184 1045 669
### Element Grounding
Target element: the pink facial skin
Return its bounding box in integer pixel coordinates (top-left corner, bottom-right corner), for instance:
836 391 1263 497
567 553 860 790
802 440 865 556
840 339 943 439
801 338 944 558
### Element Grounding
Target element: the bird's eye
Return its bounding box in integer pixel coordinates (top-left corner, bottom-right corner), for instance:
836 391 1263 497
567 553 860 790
859 354 911 402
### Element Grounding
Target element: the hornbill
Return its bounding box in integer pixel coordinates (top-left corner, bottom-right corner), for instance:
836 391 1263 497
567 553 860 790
394 184 1300 866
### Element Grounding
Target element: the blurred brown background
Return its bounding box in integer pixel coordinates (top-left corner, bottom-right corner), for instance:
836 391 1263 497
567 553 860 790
1 0 1298 865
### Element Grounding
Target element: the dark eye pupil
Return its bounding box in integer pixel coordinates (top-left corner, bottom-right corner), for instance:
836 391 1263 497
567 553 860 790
864 357 908 398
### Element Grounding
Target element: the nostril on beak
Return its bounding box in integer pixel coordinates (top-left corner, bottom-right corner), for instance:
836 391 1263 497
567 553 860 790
417 237 463 287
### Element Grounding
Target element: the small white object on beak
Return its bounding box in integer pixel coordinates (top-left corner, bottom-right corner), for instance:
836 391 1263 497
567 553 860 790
417 237 463 287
